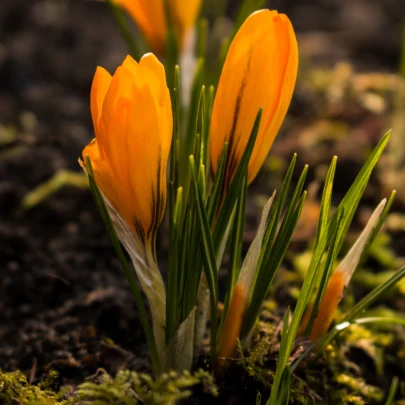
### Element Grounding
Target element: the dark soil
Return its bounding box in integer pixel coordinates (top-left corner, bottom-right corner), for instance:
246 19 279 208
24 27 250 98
1 0 404 402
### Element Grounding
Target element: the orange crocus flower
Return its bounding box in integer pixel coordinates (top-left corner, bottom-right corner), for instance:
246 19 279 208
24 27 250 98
113 0 202 53
210 9 298 188
82 53 172 253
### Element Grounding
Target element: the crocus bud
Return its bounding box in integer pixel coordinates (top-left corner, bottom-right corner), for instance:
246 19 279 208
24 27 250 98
210 9 298 188
113 0 202 53
298 199 386 342
82 53 172 253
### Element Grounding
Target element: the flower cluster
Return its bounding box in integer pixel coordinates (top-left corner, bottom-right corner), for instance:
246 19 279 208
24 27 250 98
81 0 394 385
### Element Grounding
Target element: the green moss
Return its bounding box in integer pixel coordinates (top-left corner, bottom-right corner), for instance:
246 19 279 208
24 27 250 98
237 337 274 388
335 374 383 402
0 370 66 405
72 369 217 405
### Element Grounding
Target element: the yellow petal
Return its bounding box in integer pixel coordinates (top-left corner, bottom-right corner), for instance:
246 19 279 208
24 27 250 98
83 55 172 244
210 9 298 187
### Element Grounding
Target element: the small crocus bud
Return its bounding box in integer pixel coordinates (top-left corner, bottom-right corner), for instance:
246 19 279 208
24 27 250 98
82 53 172 254
298 199 387 342
216 283 248 373
297 271 345 341
210 9 298 189
113 0 202 54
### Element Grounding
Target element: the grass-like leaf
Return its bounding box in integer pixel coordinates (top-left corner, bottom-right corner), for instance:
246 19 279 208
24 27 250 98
242 164 308 338
222 175 247 319
212 108 262 258
166 187 183 343
189 155 219 361
207 143 228 225
384 377 399 405
314 156 337 248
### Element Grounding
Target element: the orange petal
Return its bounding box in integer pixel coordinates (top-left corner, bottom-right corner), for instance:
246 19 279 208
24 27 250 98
217 283 248 372
298 271 345 342
90 67 112 140
210 9 298 187
113 0 166 53
83 54 172 243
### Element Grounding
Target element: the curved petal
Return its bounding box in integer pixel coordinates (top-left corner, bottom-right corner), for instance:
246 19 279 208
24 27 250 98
90 67 112 141
210 10 298 186
83 54 172 244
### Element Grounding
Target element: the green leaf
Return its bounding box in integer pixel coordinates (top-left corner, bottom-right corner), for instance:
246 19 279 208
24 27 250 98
268 309 291 405
223 175 247 313
212 108 262 258
268 206 344 403
189 155 218 361
207 143 228 225
242 164 308 338
166 187 183 343
384 377 399 405
106 0 142 61
333 131 391 255
315 156 337 248
169 65 181 232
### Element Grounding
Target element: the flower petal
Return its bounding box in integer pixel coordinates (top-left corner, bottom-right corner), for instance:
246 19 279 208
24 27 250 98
210 9 298 186
90 66 112 140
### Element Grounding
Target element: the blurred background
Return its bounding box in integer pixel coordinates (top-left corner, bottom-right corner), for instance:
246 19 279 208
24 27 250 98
0 0 404 385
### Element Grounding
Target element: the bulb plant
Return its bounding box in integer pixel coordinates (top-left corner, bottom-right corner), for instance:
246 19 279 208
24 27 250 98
80 1 405 402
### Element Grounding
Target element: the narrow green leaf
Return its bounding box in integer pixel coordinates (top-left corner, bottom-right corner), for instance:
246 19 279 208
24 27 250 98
212 108 262 257
195 86 207 169
268 206 344 403
190 155 218 360
169 65 181 231
106 0 141 61
333 131 390 255
207 143 228 225
163 0 179 90
257 164 308 280
384 377 399 405
315 156 337 248
259 154 298 265
166 187 183 343
268 309 290 405
220 175 247 333
243 188 307 338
